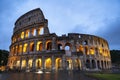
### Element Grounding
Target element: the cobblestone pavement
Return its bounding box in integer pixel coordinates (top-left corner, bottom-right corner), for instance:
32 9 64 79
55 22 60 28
0 71 98 80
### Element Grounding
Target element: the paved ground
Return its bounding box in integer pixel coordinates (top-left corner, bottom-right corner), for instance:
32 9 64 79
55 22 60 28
0 70 98 80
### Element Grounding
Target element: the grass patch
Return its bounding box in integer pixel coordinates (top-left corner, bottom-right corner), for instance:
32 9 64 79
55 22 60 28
87 73 120 80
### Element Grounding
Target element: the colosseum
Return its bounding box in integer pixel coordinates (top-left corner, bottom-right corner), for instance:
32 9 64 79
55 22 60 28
7 8 111 72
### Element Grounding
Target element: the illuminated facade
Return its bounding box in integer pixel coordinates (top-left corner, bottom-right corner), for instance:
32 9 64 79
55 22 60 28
7 8 111 71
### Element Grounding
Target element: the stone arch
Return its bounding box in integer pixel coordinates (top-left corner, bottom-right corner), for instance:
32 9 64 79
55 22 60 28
46 41 52 50
79 45 84 54
36 58 42 69
84 46 89 55
83 40 88 45
25 29 30 38
21 59 26 69
31 28 36 36
74 59 81 70
55 58 62 70
45 58 52 69
30 42 34 52
90 47 95 55
58 43 62 50
37 41 43 51
86 59 90 68
28 59 33 69
66 58 73 70
64 43 72 51
92 59 96 69
23 43 28 53
38 27 44 35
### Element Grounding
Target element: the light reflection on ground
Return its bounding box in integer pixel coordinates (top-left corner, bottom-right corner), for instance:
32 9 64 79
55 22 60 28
0 70 96 80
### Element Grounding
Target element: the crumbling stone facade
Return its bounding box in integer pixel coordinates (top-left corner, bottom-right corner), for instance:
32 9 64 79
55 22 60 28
7 8 111 71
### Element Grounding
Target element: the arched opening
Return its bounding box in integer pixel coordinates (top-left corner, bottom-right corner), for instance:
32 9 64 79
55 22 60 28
19 45 22 54
86 59 90 69
83 40 88 45
38 27 44 35
45 58 52 69
101 60 104 69
90 48 94 55
85 47 89 55
25 30 30 38
32 29 36 36
66 59 72 70
58 44 62 50
95 48 99 56
22 60 26 69
30 42 34 52
23 43 28 53
97 60 100 69
28 59 33 69
55 58 62 70
74 59 81 70
79 45 84 53
46 41 52 50
92 60 96 69
36 59 42 69
37 41 43 51
65 43 71 51
21 32 24 39
16 60 20 68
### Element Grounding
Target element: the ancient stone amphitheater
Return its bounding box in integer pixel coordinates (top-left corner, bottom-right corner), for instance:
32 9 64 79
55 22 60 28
7 8 111 71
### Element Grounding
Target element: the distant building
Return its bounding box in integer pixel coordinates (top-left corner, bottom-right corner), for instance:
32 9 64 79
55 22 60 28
7 8 111 71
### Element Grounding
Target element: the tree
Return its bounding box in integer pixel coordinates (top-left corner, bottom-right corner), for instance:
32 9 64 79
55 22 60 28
0 49 9 66
110 50 120 65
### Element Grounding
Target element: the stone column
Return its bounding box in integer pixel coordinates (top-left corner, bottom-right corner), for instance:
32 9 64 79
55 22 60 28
34 40 37 53
22 43 24 55
42 56 45 70
26 58 29 70
20 57 22 70
72 58 75 70
95 60 98 70
36 27 39 36
99 60 102 69
90 59 92 69
30 29 33 37
42 39 46 51
52 37 56 50
27 42 30 54
52 56 55 70
44 20 50 34
62 55 66 70
32 56 36 71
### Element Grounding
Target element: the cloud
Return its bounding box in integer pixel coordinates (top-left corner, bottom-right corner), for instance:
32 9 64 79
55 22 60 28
97 18 120 50
0 0 120 50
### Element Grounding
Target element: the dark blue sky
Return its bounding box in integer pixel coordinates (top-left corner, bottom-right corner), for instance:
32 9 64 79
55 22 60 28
0 0 120 50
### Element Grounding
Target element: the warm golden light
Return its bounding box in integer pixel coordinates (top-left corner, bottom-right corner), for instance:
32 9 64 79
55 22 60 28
37 41 42 51
25 30 29 38
23 43 28 53
22 60 26 68
90 48 94 55
30 42 34 51
55 58 61 69
28 59 33 68
21 32 24 39
38 27 44 35
36 59 42 68
16 60 20 67
45 58 51 69
19 45 22 53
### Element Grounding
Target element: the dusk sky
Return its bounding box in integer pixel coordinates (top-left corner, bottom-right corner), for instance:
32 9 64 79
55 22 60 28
0 0 120 50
